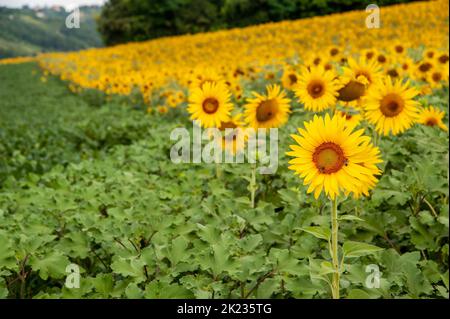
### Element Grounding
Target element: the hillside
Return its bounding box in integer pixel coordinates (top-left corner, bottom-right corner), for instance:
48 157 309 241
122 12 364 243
0 6 103 58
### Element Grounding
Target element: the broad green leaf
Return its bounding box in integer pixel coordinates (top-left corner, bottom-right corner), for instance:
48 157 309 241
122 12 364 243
343 241 383 258
301 226 330 241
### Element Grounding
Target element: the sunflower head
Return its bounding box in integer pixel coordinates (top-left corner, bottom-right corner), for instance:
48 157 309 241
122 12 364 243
244 84 291 129
335 110 362 129
281 67 299 90
188 82 233 128
391 43 407 56
190 68 224 90
338 57 383 105
417 106 448 132
286 114 383 199
364 78 420 136
343 57 382 85
426 68 449 88
295 66 341 112
215 114 248 155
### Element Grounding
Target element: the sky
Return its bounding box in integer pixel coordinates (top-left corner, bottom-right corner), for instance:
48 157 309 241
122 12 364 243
0 0 106 8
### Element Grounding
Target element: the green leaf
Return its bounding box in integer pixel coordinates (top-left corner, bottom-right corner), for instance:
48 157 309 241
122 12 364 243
301 226 330 241
110 256 145 282
30 252 70 280
0 232 16 270
0 278 8 299
343 241 383 258
125 282 143 299
339 215 364 222
347 289 371 299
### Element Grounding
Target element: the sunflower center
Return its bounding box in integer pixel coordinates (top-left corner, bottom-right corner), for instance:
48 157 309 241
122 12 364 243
438 54 449 64
395 45 404 53
330 48 339 56
377 55 387 63
419 62 432 72
425 118 438 126
288 74 298 85
256 99 278 122
432 72 442 82
380 93 404 117
313 142 347 174
202 98 219 114
307 80 325 98
366 52 374 59
219 121 237 130
337 80 365 102
387 69 399 77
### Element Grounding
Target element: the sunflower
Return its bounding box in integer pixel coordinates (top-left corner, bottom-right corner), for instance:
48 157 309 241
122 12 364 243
376 53 390 66
426 68 449 88
398 57 415 78
436 52 449 66
364 78 420 136
326 46 341 61
217 114 248 155
190 67 224 89
286 114 382 199
294 66 341 112
417 106 448 131
281 67 299 90
414 60 434 81
244 84 291 129
361 49 376 61
157 105 169 114
390 43 408 57
423 49 437 60
188 82 233 128
338 57 383 105
335 110 362 129
385 67 401 79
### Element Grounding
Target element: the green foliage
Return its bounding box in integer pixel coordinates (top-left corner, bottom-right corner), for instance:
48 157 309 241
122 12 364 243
0 63 448 298
0 63 152 186
98 0 416 45
0 6 102 58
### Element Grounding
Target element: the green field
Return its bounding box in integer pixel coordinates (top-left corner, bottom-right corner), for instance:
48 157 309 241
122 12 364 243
0 7 102 58
0 63 448 298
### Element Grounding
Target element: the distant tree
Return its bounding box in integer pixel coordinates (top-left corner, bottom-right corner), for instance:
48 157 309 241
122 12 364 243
98 0 416 46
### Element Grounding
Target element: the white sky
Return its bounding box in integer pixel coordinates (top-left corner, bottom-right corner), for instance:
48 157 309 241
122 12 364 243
0 0 105 8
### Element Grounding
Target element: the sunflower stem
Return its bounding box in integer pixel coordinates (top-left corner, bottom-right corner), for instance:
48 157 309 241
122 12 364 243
249 163 258 208
330 197 340 299
373 129 381 147
215 162 222 179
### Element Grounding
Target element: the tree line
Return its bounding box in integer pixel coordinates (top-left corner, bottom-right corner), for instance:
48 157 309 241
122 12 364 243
97 0 415 45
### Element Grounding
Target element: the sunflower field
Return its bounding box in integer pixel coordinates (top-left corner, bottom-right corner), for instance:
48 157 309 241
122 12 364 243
0 0 449 300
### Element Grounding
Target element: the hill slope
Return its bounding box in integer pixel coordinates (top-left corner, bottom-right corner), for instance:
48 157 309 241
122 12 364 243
0 6 103 58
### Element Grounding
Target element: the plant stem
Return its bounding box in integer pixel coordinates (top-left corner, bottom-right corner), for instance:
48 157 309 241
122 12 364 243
330 197 340 299
422 197 438 218
249 163 257 208
373 130 381 147
215 162 222 179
